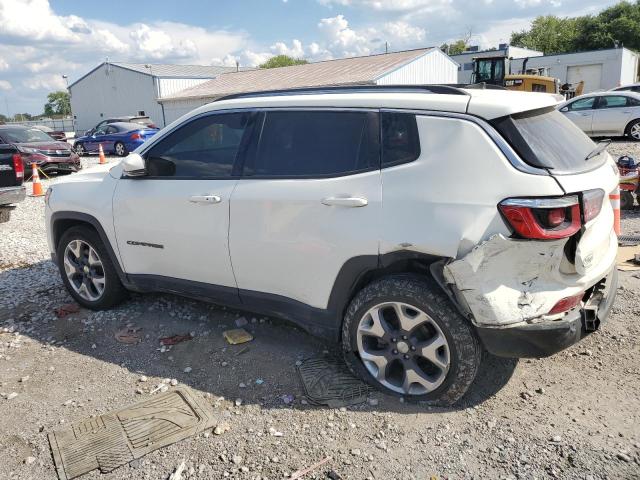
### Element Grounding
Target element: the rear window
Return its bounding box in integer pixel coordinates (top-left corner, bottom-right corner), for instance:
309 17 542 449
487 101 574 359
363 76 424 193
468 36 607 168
491 107 597 173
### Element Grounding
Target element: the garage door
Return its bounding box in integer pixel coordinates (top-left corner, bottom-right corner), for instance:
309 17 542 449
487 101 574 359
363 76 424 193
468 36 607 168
567 64 602 93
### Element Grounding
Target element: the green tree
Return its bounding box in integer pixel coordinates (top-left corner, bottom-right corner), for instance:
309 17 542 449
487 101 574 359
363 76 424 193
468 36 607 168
511 1 640 54
43 91 71 117
259 55 308 69
510 15 579 54
440 40 468 55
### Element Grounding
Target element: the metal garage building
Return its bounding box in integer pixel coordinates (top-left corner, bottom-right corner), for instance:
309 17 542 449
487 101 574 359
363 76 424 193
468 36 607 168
68 62 241 132
159 48 459 124
509 47 640 93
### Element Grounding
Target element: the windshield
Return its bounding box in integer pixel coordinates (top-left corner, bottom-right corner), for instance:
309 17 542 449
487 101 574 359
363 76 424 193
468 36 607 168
1 127 54 143
491 107 598 173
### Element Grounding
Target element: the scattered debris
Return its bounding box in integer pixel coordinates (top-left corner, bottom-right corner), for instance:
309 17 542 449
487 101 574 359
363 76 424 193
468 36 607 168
183 367 192 373
282 394 295 405
19 375 30 382
5 392 18 400
268 427 283 437
213 423 230 435
48 388 214 479
159 334 192 346
54 303 80 318
255 379 264 385
139 376 148 383
290 456 332 480
168 459 186 480
235 316 248 327
223 328 253 345
617 245 640 271
327 470 342 480
114 327 142 345
234 346 250 356
24 456 36 465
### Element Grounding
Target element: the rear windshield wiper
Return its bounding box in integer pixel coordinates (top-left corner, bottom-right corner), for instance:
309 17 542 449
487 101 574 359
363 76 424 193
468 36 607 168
585 140 611 161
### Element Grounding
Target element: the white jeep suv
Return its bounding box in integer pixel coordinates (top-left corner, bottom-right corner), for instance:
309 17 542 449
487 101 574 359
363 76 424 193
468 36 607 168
45 86 619 405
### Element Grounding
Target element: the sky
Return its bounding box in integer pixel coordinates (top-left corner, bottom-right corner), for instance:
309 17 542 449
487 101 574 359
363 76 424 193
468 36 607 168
0 0 619 115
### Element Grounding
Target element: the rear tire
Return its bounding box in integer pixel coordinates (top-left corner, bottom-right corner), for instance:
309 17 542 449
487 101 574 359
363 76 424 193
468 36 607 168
114 142 127 157
621 190 635 210
57 226 127 310
626 119 640 141
342 274 482 406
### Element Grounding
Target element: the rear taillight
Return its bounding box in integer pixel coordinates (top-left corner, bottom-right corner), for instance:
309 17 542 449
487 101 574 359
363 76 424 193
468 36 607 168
582 189 604 223
548 291 584 315
130 132 142 140
12 153 23 180
499 196 581 240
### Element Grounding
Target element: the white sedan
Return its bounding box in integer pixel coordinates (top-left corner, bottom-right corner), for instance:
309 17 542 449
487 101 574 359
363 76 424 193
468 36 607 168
558 91 640 140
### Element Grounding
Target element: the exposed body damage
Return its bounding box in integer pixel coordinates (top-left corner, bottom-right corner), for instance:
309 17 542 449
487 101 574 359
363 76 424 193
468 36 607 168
443 231 617 328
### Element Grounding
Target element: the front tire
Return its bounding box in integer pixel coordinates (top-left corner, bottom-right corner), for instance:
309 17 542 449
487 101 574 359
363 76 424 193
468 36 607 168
342 275 482 406
74 143 86 155
57 226 127 310
114 141 127 157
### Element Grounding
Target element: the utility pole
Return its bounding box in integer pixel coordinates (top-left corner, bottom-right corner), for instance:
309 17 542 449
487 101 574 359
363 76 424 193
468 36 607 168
385 42 389 54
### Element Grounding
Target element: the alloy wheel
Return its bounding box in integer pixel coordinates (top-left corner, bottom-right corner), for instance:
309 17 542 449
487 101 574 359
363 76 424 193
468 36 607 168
75 144 85 155
115 143 125 156
356 301 450 395
631 123 640 140
63 239 106 301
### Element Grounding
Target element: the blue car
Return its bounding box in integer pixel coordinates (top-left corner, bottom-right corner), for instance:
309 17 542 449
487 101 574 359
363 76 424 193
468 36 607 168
74 122 158 157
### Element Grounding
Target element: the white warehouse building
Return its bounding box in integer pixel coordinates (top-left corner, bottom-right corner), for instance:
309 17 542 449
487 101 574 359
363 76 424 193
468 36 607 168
159 48 459 124
509 47 640 93
68 62 241 132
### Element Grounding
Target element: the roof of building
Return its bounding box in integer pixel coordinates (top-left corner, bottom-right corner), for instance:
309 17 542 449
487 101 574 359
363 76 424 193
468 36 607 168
68 62 244 89
160 47 457 102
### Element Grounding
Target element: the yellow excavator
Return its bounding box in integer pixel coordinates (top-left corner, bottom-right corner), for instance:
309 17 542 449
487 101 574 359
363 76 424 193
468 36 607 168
470 56 584 99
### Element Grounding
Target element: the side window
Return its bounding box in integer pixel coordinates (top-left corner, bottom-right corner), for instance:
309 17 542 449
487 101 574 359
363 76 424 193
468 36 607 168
244 111 379 177
105 126 118 134
627 96 640 107
381 112 420 167
599 96 628 109
568 97 596 111
145 112 252 178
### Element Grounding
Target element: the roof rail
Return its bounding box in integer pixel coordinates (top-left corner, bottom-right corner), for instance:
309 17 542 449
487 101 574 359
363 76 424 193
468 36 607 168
215 84 470 102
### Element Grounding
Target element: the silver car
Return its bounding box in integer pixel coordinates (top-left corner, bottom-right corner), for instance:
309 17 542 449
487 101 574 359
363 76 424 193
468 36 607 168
558 91 640 140
611 83 640 94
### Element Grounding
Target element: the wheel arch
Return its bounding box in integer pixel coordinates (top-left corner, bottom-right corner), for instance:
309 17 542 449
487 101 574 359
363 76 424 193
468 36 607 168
327 251 449 341
51 211 130 286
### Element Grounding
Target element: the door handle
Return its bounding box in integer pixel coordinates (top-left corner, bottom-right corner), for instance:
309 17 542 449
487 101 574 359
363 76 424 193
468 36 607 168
580 113 591 116
321 196 368 207
189 195 221 204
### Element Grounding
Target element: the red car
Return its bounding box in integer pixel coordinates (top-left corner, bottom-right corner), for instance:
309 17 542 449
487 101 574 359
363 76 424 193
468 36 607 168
0 125 81 174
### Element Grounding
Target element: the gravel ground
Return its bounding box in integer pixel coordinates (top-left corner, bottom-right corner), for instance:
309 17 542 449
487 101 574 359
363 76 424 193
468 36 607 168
1 149 640 480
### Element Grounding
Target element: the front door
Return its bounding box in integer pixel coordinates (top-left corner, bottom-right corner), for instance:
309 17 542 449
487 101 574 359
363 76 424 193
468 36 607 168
113 111 257 301
564 96 597 135
229 109 382 310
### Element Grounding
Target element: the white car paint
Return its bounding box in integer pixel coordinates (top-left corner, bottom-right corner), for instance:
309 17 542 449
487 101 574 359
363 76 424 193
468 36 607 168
46 88 618 335
558 91 640 138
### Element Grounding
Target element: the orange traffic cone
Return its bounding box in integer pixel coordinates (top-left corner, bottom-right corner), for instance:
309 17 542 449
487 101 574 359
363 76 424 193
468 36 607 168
98 144 107 164
610 187 621 236
29 163 45 197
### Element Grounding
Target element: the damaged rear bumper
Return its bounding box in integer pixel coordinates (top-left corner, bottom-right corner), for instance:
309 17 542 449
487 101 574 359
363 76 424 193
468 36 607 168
476 267 617 358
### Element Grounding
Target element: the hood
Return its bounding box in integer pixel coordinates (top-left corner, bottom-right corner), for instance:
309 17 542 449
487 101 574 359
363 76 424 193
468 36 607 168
56 161 119 185
17 141 71 151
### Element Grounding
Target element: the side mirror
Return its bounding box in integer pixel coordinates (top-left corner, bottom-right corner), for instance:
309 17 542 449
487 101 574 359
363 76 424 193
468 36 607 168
122 153 146 177
560 106 569 112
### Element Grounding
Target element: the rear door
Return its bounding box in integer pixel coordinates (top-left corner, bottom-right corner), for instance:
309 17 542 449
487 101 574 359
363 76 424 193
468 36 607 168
229 109 381 310
592 95 637 136
563 96 597 134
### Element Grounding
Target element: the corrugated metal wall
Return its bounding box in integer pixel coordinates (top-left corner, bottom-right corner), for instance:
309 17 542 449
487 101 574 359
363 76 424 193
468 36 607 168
162 98 213 126
376 50 458 85
157 78 211 98
69 64 165 132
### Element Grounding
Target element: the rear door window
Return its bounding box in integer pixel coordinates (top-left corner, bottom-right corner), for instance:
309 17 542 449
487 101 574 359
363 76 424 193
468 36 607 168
492 107 597 173
598 96 628 109
381 112 420 166
243 110 379 177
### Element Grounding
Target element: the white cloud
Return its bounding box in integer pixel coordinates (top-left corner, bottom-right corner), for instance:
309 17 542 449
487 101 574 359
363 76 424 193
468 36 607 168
0 80 11 90
0 0 79 42
129 24 196 60
0 59 8 71
318 15 370 56
24 74 66 91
